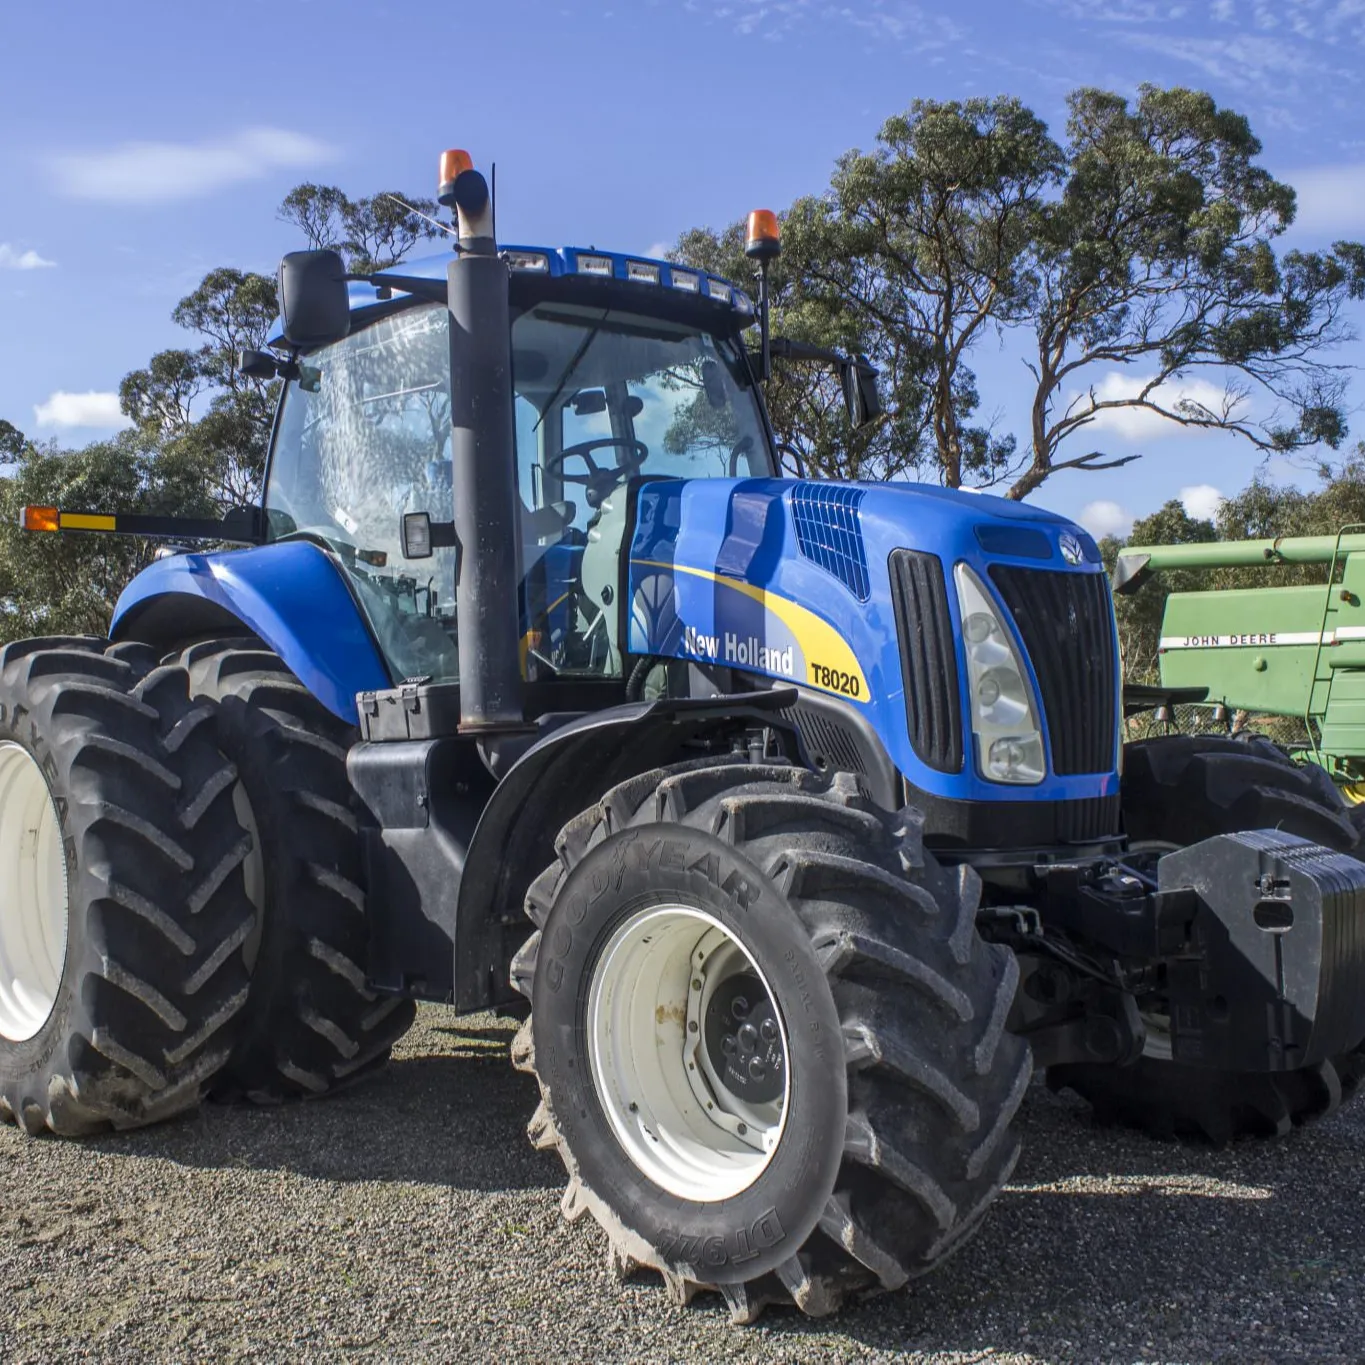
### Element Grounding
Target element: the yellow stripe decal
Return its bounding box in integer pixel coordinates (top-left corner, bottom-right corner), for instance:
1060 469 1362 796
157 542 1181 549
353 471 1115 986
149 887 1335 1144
59 513 118 532
634 560 868 699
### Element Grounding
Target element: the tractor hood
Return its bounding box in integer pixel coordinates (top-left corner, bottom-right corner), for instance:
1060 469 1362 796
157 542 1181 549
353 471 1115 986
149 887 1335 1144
626 475 1115 807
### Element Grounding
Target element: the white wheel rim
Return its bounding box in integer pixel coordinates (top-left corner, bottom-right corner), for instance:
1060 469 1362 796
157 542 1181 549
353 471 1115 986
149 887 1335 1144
0 742 70 1042
587 904 789 1202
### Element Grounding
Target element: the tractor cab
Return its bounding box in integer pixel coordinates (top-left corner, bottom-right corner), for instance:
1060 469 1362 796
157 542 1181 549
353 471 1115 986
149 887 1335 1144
260 264 774 689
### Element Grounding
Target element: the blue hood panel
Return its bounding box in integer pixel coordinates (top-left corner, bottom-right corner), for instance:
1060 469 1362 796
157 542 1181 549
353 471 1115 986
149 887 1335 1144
112 541 389 724
627 477 1118 804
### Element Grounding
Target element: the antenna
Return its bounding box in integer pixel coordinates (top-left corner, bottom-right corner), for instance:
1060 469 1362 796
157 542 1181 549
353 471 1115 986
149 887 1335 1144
491 162 497 243
380 193 459 241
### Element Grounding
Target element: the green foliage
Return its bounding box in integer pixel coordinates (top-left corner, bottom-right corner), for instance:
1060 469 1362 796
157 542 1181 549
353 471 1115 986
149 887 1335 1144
119 268 281 506
277 183 445 273
2 176 444 642
671 209 902 479
1015 85 1365 498
0 427 217 644
671 85 1364 495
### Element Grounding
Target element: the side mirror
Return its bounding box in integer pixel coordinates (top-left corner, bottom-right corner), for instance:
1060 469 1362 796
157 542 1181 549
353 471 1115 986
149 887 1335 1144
401 512 459 563
571 390 607 416
700 358 728 410
842 358 883 429
278 250 351 350
237 348 281 380
402 512 434 560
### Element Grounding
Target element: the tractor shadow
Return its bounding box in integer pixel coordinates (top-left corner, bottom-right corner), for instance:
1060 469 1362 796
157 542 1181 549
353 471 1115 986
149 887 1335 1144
90 1009 561 1193
734 1080 1365 1360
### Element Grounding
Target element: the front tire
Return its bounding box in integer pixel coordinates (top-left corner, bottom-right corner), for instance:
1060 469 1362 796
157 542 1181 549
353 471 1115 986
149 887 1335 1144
512 758 1030 1321
0 638 255 1134
1051 734 1365 1142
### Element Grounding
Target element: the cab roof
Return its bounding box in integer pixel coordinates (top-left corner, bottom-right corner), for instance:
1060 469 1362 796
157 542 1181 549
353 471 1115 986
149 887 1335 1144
267 246 754 351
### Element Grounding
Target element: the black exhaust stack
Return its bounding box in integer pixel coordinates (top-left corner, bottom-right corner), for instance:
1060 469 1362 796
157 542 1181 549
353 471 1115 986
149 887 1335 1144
440 152 527 735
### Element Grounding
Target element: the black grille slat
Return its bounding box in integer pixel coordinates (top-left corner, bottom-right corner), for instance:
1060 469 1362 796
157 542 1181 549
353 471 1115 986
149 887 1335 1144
889 550 963 774
989 566 1117 776
1056 794 1122 842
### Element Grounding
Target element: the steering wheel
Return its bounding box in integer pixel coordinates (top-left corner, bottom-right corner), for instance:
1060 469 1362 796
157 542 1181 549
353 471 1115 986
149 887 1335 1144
546 438 649 508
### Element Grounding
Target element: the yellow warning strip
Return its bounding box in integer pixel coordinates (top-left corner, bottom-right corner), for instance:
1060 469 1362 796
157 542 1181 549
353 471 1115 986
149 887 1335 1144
58 513 118 532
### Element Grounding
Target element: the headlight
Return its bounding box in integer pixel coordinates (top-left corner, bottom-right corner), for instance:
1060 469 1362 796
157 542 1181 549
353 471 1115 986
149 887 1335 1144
954 564 1045 785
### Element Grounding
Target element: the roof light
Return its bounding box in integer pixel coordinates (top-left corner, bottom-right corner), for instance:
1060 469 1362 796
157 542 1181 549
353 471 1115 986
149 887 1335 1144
505 250 550 272
438 148 474 204
669 269 700 293
707 279 732 304
577 253 613 277
745 209 782 262
20 505 58 533
626 260 660 284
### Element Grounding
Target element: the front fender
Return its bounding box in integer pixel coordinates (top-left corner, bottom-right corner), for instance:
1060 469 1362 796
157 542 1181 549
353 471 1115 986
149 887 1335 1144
452 691 798 1009
111 541 390 723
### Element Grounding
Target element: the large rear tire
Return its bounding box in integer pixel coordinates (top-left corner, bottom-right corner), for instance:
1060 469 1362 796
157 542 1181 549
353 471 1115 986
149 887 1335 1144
0 638 255 1134
512 757 1031 1321
176 640 415 1102
1050 734 1365 1142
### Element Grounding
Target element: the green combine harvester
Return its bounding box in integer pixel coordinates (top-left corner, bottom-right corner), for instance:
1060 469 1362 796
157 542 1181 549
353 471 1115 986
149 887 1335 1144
1115 527 1365 804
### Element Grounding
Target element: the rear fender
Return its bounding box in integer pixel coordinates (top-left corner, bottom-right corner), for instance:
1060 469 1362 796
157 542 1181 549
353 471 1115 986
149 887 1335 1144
451 690 799 1010
110 541 390 724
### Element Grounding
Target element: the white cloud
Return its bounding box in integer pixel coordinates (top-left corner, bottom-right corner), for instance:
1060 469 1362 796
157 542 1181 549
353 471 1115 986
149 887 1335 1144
33 391 130 430
692 0 961 48
1078 500 1135 539
1287 163 1365 236
48 128 336 205
1066 371 1240 441
1180 483 1224 520
0 244 55 270
644 240 673 260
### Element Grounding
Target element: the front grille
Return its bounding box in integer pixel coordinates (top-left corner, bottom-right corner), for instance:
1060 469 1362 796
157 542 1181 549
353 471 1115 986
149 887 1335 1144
989 566 1117 776
889 550 963 774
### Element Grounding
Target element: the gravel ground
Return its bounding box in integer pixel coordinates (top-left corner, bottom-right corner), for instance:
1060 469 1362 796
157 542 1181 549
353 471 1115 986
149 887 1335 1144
3 1006 1365 1364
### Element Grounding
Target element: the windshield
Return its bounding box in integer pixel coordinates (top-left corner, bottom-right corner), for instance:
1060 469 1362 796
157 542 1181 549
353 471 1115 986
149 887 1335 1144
264 297 771 685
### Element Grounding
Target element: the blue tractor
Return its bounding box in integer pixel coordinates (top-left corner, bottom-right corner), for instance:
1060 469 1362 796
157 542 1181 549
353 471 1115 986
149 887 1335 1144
5 150 1365 1322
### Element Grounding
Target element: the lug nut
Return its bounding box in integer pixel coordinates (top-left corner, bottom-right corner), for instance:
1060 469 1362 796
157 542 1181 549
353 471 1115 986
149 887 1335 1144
760 1018 779 1042
721 1033 737 1055
748 1058 766 1082
737 1023 759 1055
731 995 750 1020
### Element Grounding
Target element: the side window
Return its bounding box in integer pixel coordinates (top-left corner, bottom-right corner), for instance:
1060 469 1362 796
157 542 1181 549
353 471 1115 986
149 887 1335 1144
515 394 542 514
630 353 764 481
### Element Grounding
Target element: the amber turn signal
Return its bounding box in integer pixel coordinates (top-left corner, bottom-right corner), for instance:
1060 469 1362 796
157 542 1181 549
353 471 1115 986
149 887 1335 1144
20 505 59 533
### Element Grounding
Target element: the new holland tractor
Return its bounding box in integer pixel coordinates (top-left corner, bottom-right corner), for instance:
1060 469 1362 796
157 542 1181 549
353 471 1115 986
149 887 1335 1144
5 150 1365 1323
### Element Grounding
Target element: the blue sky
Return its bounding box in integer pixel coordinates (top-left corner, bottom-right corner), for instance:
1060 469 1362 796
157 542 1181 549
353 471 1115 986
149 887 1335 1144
4 0 1365 535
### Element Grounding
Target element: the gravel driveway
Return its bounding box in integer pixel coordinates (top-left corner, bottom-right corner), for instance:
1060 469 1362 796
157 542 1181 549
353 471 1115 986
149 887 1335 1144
3 1005 1363 1363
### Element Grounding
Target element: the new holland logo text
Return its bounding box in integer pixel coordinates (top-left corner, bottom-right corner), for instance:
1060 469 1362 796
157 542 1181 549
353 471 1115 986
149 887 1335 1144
682 625 795 677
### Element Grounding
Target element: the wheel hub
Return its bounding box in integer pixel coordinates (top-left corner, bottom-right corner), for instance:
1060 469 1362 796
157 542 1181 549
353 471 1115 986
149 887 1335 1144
0 742 70 1042
702 972 784 1105
586 904 789 1202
